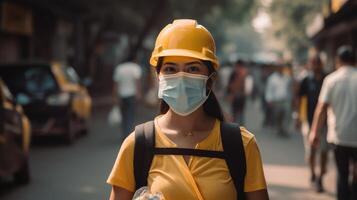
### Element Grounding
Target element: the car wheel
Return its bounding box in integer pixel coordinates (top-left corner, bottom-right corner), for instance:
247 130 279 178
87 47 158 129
14 157 30 185
64 116 76 145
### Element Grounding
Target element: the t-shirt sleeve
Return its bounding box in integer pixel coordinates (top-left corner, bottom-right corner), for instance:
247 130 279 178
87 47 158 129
244 137 267 192
318 77 331 104
107 133 136 192
265 77 273 102
133 65 142 79
113 67 120 82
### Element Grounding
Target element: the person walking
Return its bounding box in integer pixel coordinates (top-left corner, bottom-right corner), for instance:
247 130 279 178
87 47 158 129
310 45 357 200
108 19 268 200
112 57 142 137
217 63 234 121
227 60 248 124
296 55 328 192
265 64 292 137
261 64 274 127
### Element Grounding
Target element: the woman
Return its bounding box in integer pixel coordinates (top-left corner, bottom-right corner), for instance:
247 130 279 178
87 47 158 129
107 19 269 200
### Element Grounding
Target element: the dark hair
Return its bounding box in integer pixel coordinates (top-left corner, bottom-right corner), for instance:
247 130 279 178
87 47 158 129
156 58 225 121
310 55 323 68
235 59 245 66
337 45 355 64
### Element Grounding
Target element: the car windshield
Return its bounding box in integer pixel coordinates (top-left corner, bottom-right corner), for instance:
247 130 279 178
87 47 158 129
0 65 59 97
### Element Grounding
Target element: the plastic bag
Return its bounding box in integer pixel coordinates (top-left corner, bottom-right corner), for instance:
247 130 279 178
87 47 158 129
133 186 165 200
108 106 122 126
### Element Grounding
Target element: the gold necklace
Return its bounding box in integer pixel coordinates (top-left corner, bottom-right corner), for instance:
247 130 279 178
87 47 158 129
156 118 194 137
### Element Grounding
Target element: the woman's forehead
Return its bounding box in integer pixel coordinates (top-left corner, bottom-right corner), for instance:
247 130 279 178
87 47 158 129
162 56 202 64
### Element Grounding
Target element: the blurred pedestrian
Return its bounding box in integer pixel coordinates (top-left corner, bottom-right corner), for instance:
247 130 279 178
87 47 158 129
260 64 273 127
112 56 142 137
265 64 292 137
227 60 247 124
244 67 255 99
108 19 268 200
217 63 234 121
295 55 328 192
310 45 357 200
143 67 159 108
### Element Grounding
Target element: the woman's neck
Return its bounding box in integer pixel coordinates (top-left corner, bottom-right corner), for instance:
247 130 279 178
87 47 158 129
159 107 214 133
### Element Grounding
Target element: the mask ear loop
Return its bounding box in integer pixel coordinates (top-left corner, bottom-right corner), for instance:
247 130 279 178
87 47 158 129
205 72 217 96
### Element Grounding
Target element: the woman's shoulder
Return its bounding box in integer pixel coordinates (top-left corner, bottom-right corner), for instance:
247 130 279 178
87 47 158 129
218 121 256 148
119 132 136 152
239 127 256 148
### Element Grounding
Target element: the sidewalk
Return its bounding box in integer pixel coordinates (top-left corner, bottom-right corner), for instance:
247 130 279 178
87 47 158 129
244 100 336 200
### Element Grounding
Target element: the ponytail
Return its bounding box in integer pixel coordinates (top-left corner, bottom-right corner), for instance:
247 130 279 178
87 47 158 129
203 92 225 121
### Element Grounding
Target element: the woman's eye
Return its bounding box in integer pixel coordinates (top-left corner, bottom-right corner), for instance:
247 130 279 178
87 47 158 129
162 66 177 74
187 66 200 73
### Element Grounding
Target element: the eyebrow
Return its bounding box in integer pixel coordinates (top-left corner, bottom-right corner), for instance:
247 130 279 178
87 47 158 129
185 61 202 66
162 62 177 66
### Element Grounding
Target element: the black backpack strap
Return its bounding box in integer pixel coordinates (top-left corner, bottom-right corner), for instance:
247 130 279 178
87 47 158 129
134 121 155 190
221 122 246 200
133 120 246 200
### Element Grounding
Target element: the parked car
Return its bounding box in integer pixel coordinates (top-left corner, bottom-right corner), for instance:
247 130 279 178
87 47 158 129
0 62 92 144
0 79 31 184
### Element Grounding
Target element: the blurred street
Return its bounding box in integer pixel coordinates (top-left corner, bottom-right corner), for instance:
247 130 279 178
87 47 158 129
1 1 356 199
0 97 336 200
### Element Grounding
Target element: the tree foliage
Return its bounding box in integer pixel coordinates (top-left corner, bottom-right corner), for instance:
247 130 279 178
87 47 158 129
68 0 259 60
30 0 260 81
267 0 329 61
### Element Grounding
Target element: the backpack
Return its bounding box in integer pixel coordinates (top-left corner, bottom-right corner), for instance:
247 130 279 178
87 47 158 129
134 121 246 200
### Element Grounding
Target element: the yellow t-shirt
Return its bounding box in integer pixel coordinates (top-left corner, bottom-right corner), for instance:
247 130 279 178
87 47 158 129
107 118 266 200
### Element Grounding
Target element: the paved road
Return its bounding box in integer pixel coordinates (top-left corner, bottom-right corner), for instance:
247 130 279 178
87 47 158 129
0 99 336 200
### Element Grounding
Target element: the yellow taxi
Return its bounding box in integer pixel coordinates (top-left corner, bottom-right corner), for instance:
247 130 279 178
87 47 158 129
0 79 31 184
0 62 92 144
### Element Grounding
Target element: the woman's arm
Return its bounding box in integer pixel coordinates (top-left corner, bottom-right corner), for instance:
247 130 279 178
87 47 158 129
109 186 134 200
246 189 269 200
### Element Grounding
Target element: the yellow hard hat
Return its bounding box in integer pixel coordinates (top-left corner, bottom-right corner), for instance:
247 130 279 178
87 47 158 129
150 19 219 70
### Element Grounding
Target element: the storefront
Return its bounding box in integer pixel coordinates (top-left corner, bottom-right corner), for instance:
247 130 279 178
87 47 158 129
0 1 32 63
312 0 357 70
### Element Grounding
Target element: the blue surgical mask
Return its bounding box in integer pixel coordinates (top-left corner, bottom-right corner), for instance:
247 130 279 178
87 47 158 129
158 72 211 116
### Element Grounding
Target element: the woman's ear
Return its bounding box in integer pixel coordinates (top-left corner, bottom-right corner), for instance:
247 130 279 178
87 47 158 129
151 66 160 81
155 71 160 81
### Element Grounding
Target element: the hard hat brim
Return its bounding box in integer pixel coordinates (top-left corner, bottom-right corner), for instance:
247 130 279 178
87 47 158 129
150 49 219 70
